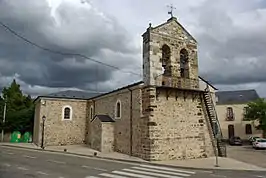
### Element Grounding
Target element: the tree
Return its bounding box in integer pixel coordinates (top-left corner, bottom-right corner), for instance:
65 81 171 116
244 98 266 138
0 79 34 133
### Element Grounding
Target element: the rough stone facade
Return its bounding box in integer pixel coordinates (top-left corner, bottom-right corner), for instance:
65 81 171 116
142 17 199 90
87 83 143 155
90 116 115 153
90 118 102 151
101 123 115 152
33 98 88 146
137 17 215 160
138 86 214 161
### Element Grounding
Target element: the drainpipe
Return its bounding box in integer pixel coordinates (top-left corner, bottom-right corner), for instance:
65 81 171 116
128 88 133 156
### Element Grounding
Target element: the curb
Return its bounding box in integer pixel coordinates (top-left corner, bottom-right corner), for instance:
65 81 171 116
1 144 266 172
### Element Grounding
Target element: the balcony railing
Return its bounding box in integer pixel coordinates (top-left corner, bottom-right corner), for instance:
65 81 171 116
154 74 200 90
225 113 235 121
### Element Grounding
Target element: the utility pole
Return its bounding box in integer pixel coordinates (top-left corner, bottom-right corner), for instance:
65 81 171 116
1 100 6 142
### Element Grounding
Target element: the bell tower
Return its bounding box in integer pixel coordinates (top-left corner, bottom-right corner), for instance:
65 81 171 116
142 17 199 90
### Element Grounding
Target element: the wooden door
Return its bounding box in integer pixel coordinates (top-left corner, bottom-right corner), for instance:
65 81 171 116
228 124 235 139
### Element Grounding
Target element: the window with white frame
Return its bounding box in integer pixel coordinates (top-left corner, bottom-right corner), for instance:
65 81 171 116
62 106 72 120
115 100 121 118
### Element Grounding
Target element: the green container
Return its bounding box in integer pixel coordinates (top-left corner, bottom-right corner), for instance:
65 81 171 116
21 132 31 143
10 131 21 143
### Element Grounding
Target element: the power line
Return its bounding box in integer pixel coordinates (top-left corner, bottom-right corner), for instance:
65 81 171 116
0 21 142 77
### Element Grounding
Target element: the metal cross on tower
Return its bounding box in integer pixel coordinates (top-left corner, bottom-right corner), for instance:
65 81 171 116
167 4 176 18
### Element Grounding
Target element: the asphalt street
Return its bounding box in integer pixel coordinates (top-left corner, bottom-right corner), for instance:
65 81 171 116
0 146 266 178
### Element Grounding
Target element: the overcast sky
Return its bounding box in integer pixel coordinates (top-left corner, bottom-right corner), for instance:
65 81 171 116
0 0 266 97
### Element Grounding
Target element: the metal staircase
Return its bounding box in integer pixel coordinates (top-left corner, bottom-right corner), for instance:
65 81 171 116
203 87 227 157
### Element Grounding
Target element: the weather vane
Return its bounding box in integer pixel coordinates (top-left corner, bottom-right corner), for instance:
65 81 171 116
167 4 176 18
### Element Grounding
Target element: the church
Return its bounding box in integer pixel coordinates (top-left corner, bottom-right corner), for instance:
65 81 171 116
33 16 225 161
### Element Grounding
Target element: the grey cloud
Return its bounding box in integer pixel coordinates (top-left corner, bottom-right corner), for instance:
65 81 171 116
0 0 140 94
191 0 266 86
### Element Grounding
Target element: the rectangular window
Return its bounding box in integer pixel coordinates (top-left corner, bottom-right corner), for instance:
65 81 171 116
243 107 248 120
245 124 252 134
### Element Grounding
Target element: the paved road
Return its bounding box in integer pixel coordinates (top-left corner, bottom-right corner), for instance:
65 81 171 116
0 146 266 178
227 145 266 168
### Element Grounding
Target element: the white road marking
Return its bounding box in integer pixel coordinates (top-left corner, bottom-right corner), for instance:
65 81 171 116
255 176 266 178
111 170 154 178
23 155 36 159
3 163 11 167
47 159 66 164
6 152 14 155
99 173 128 178
82 165 107 171
17 167 29 171
132 166 191 176
140 164 196 174
122 168 182 178
210 174 227 178
197 170 213 173
85 176 100 178
36 171 49 175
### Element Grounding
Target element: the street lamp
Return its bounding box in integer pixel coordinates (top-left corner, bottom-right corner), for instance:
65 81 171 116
41 115 46 149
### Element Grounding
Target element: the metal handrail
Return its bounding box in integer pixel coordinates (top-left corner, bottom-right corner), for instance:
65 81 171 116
205 85 224 139
204 85 226 156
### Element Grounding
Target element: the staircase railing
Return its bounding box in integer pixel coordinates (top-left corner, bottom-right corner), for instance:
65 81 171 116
204 85 226 157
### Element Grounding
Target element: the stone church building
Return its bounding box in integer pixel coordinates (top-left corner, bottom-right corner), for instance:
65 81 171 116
33 16 223 161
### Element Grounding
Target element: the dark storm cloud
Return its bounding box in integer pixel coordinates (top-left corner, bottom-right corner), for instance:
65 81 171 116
192 0 266 86
1 0 266 96
0 0 140 93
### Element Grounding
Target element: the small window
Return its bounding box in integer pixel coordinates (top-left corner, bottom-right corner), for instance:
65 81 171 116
226 107 234 121
116 100 121 118
90 106 94 120
245 124 252 134
64 107 71 119
62 106 72 120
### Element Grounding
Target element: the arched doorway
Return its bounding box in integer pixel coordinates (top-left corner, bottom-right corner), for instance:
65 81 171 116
228 124 235 139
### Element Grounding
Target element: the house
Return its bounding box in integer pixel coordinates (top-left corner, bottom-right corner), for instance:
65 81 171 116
33 16 221 161
215 89 262 140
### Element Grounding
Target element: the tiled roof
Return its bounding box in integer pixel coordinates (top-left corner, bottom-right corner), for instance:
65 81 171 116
45 90 101 100
92 115 115 123
35 76 216 101
216 89 260 105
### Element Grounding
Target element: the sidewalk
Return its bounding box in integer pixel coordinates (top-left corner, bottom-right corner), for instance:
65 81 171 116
1 143 266 171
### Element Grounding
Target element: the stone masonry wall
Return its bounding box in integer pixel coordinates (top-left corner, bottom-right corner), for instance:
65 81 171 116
37 98 88 146
142 18 199 88
87 84 142 155
101 123 115 153
90 118 102 151
144 87 214 161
